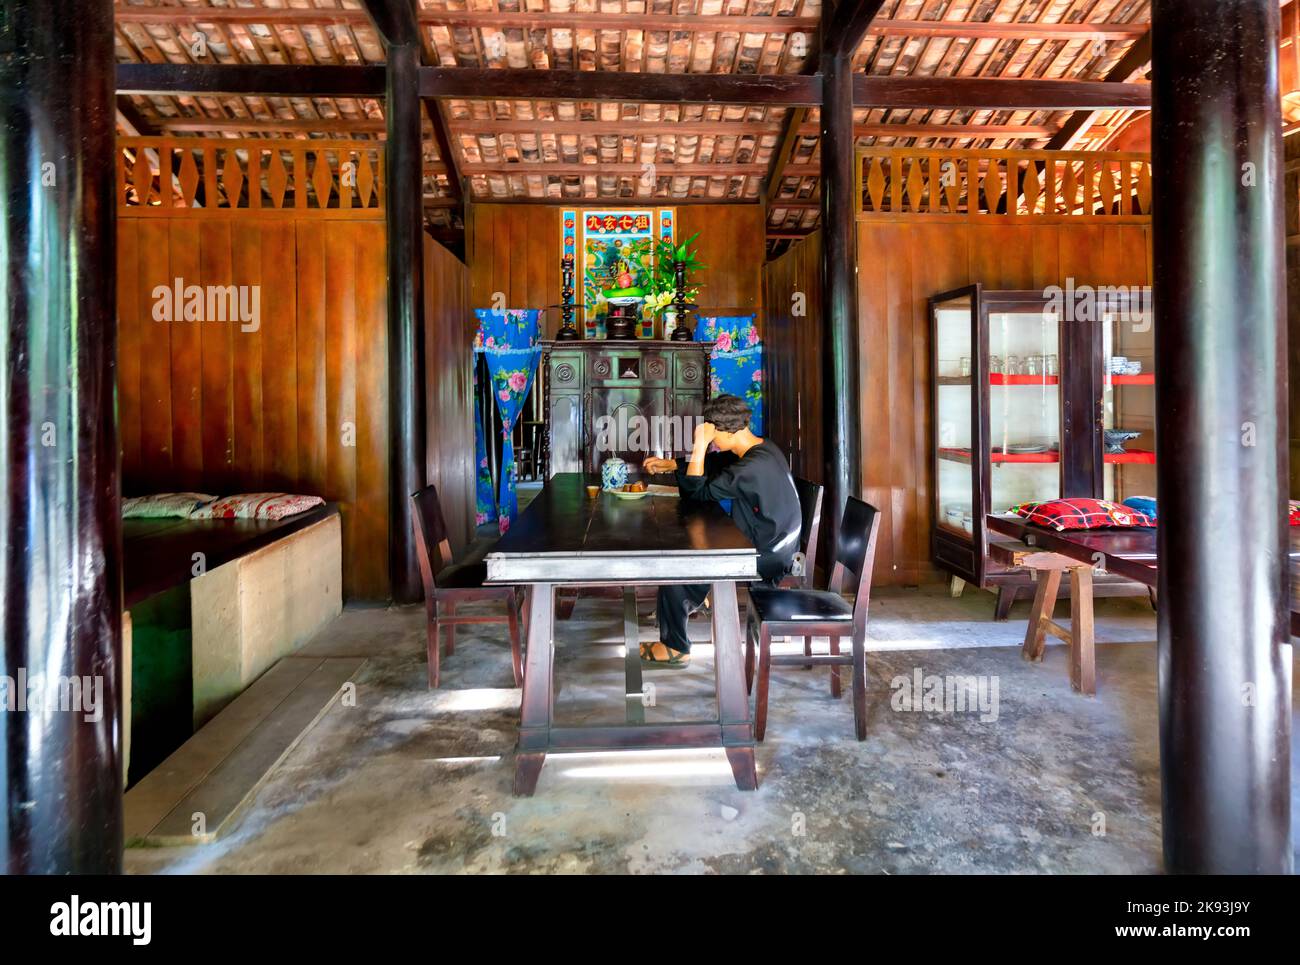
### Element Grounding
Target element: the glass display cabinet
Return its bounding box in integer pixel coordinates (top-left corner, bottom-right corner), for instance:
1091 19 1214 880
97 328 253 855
930 284 1154 618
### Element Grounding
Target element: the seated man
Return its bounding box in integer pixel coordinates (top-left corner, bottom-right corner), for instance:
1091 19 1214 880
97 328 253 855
640 394 801 667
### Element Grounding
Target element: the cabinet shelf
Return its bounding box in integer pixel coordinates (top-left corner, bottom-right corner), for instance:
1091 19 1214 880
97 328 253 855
1105 374 1155 386
1103 448 1156 464
937 374 1060 386
939 447 1060 465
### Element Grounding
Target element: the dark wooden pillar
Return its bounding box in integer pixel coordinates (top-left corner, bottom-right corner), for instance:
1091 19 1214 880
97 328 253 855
819 48 863 538
384 40 427 604
0 0 123 873
1152 0 1292 874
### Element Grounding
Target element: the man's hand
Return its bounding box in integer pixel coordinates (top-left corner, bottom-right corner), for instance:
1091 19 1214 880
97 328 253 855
642 456 677 474
693 421 717 450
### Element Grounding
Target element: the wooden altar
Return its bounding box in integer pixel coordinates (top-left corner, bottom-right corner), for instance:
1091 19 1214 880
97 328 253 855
540 339 714 478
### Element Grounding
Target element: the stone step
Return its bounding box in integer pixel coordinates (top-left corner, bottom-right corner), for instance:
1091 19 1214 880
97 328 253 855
125 655 364 845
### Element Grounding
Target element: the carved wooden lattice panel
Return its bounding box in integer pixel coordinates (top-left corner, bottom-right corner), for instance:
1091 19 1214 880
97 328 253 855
117 138 386 217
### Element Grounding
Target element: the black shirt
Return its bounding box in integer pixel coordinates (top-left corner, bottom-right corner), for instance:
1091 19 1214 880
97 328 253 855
676 440 802 582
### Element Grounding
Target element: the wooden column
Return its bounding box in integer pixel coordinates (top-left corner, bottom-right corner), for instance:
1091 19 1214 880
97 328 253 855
1152 0 1292 874
819 49 863 539
385 40 427 604
0 0 123 873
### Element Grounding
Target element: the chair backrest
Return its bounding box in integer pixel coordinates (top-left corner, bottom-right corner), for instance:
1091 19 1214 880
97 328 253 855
829 497 882 628
410 484 454 593
793 477 824 589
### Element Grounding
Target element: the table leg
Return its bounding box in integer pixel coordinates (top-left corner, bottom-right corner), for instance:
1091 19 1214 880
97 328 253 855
1022 569 1061 662
1069 566 1096 696
514 583 555 796
711 580 758 791
623 587 645 724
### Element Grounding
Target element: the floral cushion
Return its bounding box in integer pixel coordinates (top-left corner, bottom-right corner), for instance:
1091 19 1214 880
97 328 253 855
190 493 325 521
123 492 216 519
1022 497 1155 532
1290 501 1300 526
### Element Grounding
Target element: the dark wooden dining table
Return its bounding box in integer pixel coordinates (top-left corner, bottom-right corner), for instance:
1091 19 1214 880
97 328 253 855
485 473 760 796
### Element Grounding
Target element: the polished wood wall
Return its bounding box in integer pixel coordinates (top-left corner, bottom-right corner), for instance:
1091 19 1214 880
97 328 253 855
423 234 476 554
762 231 823 485
467 203 765 337
763 222 1153 587
116 217 391 600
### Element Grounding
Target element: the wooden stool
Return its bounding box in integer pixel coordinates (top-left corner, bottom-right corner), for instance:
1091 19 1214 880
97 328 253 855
992 541 1097 695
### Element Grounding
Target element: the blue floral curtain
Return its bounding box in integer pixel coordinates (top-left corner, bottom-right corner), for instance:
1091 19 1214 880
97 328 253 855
473 309 542 534
698 315 763 434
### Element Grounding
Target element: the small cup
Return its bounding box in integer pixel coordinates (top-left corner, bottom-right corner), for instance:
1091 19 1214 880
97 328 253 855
959 356 971 377
586 485 599 499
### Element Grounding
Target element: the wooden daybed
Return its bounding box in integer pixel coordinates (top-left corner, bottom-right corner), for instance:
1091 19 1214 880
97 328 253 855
122 503 342 783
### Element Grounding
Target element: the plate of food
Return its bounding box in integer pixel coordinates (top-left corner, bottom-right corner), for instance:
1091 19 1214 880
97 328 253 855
609 482 650 499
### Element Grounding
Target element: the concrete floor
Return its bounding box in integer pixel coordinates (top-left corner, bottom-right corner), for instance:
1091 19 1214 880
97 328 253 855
125 586 1299 874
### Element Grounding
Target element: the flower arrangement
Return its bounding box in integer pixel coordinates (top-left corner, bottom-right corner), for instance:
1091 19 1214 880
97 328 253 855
646 231 706 316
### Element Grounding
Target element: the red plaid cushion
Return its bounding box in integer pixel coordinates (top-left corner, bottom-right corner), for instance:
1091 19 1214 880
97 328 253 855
191 493 324 521
1023 497 1155 532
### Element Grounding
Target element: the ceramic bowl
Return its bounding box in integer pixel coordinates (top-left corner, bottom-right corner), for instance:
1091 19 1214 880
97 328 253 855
1104 429 1141 454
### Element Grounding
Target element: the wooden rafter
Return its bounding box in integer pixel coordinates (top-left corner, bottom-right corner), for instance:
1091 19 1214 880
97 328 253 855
854 76 1150 110
825 0 889 60
1047 30 1153 150
112 7 1145 42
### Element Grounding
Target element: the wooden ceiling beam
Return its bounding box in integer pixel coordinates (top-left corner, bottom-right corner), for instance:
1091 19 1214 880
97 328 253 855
872 20 1146 40
424 99 464 202
420 68 822 105
810 122 1058 138
116 63 386 97
116 65 1149 112
855 75 1150 109
764 107 810 206
1046 30 1152 150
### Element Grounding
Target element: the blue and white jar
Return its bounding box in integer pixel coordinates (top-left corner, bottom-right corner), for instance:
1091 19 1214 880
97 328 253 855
601 457 629 491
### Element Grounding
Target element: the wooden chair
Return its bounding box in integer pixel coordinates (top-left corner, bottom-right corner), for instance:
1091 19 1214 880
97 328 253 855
745 497 881 741
410 485 522 689
782 477 825 591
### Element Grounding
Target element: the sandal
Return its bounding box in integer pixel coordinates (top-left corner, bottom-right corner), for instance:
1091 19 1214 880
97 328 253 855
640 642 691 668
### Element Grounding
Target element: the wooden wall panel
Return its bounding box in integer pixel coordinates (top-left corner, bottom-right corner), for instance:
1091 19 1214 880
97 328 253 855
423 234 476 555
468 205 563 335
765 220 1153 589
116 216 390 600
762 232 826 571
678 206 765 314
468 204 765 338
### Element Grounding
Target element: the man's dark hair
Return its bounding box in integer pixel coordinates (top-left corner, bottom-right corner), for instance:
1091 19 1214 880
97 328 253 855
702 394 752 433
